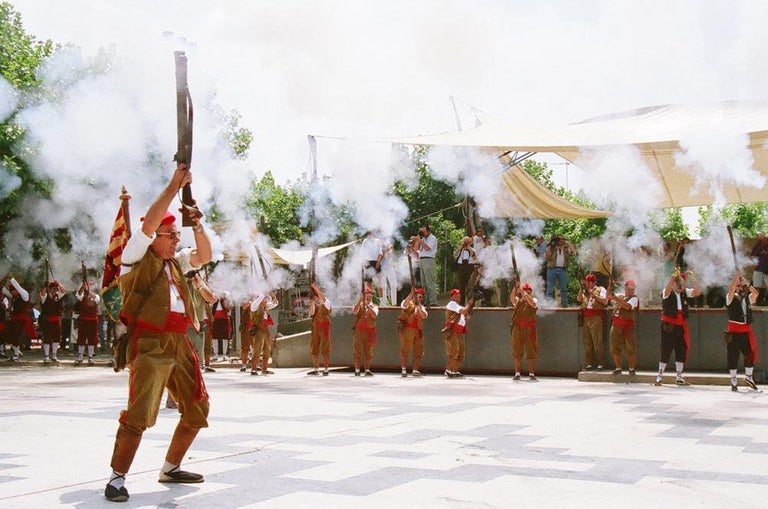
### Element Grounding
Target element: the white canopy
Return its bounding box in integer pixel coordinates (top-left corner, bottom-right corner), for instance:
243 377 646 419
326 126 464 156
395 101 768 209
271 240 356 266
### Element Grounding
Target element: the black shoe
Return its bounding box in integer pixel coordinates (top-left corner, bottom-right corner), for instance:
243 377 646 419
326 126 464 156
364 370 374 377
584 365 593 371
745 378 758 391
158 468 204 483
628 368 636 376
322 370 329 376
104 483 129 502
654 379 663 386
354 370 361 376
676 378 691 386
204 366 216 373
453 371 465 378
596 365 603 371
611 368 622 375
263 370 275 375
528 374 538 381
307 369 319 376
731 384 738 392
250 369 259 376
513 374 521 381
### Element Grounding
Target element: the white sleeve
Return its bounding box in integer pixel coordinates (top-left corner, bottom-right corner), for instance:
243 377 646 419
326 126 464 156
9 278 28 301
323 299 332 310
446 301 462 313
122 230 154 265
176 247 198 274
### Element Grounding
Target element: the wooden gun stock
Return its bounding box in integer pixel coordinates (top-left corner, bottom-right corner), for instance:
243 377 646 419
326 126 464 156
173 51 196 227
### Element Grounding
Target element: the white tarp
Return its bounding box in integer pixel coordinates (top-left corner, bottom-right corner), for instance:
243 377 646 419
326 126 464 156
271 240 357 266
394 101 768 209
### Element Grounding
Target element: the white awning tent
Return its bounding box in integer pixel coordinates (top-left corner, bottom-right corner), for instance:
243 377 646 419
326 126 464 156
393 101 768 215
270 240 357 266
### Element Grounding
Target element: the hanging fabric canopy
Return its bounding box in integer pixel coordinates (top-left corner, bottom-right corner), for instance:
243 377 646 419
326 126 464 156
270 241 356 266
489 164 609 219
394 101 768 210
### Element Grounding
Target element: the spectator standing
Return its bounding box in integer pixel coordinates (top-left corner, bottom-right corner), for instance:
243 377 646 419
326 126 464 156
545 235 575 307
416 225 438 306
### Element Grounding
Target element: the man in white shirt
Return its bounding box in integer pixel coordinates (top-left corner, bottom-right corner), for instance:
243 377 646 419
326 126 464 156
443 288 470 378
104 164 212 502
416 225 438 306
655 270 701 386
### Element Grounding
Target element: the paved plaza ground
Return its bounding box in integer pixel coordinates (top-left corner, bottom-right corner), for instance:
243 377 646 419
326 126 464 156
0 360 767 508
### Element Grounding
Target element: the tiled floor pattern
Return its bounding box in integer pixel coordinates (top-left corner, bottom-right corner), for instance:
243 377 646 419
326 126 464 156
0 364 766 508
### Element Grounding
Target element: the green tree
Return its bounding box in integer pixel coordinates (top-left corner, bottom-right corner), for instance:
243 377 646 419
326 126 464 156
0 2 55 264
648 207 689 240
244 171 305 245
393 146 465 292
698 203 768 238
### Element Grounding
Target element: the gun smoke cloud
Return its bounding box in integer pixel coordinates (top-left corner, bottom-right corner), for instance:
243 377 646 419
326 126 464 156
3 0 768 303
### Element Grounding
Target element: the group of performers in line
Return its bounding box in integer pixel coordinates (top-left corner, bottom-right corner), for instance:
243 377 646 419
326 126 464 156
2 264 761 393
299 264 760 391
0 277 102 365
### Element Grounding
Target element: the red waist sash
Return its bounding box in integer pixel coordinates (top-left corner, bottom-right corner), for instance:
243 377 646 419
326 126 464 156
727 322 759 364
514 318 537 330
662 312 689 353
611 317 635 331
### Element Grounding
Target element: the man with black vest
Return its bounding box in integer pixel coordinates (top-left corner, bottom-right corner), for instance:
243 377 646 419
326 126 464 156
104 163 212 502
655 269 701 386
725 271 759 391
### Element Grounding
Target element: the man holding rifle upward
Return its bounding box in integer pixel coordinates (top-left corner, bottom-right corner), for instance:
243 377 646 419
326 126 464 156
724 270 759 391
104 163 212 502
398 287 428 377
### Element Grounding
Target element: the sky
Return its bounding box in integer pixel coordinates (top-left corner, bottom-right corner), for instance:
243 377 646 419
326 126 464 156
4 0 768 300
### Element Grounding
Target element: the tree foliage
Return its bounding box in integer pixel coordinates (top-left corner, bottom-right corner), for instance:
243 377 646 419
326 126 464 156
0 2 55 263
698 203 768 238
244 171 304 245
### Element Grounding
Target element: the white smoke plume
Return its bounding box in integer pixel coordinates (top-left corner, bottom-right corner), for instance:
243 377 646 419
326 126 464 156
6 0 768 301
676 126 765 206
575 145 664 211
